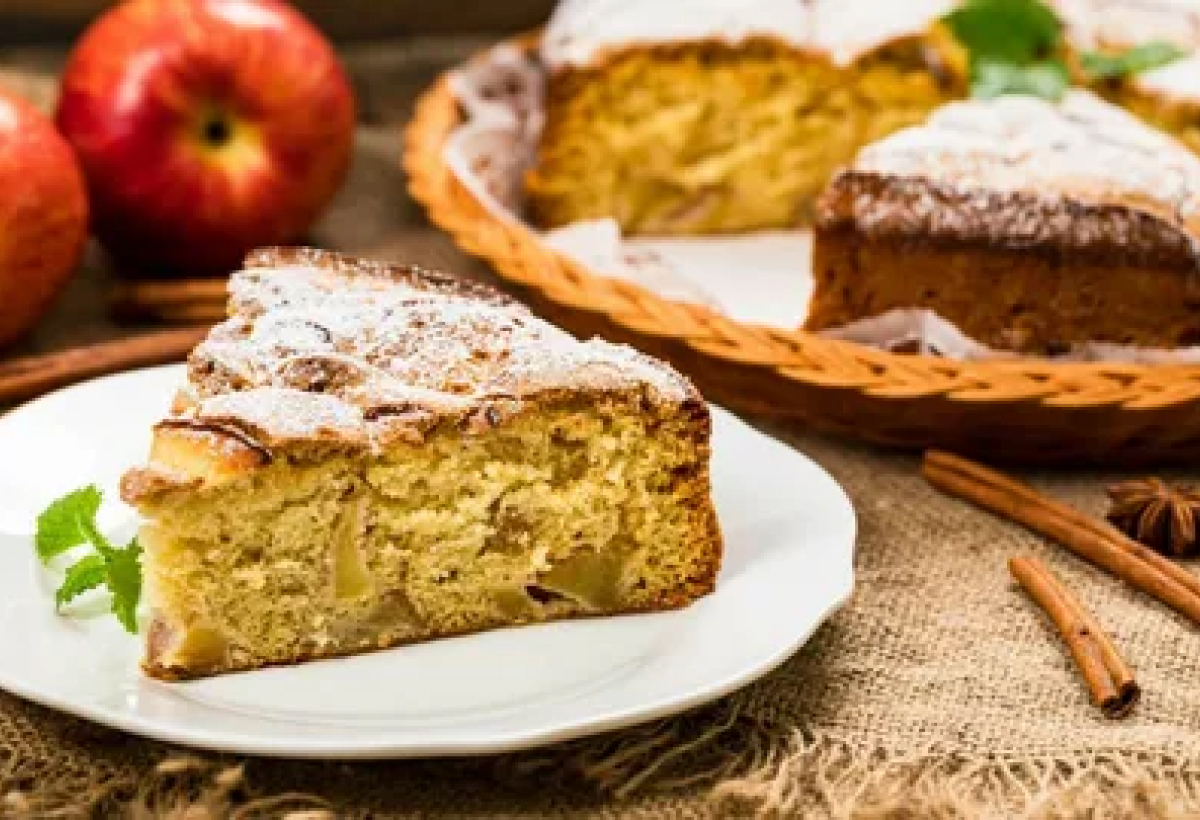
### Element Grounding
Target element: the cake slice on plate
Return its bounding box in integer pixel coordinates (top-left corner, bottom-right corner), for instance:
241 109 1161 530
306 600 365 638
807 90 1200 355
121 248 722 680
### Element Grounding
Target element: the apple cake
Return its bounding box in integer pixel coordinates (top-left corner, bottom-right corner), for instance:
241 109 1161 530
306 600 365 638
525 0 966 235
120 247 722 680
523 0 1200 239
807 90 1200 355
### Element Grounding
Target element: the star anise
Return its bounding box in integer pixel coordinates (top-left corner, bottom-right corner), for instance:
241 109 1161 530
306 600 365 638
1106 478 1200 557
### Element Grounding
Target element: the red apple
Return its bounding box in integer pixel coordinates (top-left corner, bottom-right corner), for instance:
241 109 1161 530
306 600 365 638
56 0 355 277
0 88 89 347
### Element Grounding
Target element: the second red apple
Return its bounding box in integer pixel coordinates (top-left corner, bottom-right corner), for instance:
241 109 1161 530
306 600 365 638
57 0 356 276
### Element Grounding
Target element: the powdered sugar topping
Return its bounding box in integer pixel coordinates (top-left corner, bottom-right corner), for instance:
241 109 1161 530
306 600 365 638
180 250 694 451
831 90 1200 252
540 0 957 72
1053 0 1200 51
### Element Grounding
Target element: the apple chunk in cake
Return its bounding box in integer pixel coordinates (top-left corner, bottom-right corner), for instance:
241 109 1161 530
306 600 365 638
120 248 722 680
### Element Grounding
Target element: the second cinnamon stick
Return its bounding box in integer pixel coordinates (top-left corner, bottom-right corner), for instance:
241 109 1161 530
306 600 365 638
1010 556 1139 719
109 279 228 323
924 450 1200 627
0 327 208 405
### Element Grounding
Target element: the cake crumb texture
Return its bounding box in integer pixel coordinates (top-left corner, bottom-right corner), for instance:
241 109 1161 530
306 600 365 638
526 35 963 235
141 398 717 679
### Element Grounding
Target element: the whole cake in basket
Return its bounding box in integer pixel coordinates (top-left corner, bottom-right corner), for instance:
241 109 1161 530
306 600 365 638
518 0 1200 356
524 0 1200 239
121 248 722 680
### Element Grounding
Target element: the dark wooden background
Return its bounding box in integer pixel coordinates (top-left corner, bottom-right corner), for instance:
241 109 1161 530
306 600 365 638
1 1 556 41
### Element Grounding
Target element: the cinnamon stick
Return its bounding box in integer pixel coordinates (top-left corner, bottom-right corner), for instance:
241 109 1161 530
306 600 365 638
110 279 227 308
0 327 208 405
923 450 1200 625
139 303 228 325
109 279 227 323
1010 556 1140 718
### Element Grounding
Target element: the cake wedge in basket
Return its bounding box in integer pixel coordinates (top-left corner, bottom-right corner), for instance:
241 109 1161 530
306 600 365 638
808 90 1200 355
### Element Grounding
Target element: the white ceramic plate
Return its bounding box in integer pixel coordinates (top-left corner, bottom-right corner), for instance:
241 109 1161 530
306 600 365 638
0 364 855 759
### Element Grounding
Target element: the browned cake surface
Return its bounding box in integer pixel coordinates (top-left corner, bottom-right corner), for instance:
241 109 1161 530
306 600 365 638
808 90 1200 354
122 248 722 679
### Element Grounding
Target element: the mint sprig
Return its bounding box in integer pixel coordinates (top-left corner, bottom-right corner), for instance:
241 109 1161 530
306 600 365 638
944 0 1187 101
971 59 1070 100
1080 41 1188 81
35 486 102 561
945 0 1063 66
101 539 143 634
35 486 143 633
946 0 1069 100
55 554 106 609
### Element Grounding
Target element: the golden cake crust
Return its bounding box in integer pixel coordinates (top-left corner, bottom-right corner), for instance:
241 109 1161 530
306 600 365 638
526 0 1200 236
121 247 702 505
524 0 969 234
525 33 965 234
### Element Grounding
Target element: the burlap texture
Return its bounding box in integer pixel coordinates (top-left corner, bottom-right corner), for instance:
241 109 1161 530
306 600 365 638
6 39 1200 819
5 432 1200 818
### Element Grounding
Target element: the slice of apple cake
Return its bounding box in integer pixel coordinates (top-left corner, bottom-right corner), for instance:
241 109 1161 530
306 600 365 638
808 90 1200 354
120 247 721 680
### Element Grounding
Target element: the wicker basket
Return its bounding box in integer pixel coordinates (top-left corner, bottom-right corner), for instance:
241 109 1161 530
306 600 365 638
404 41 1200 466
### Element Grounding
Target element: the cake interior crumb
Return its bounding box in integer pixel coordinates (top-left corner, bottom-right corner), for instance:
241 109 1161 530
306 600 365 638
141 398 716 675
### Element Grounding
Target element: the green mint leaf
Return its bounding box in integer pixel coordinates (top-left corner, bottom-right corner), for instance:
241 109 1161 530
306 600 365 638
945 0 1063 65
36 485 144 633
104 538 143 634
945 0 1070 101
55 554 107 611
971 59 1070 101
1081 41 1187 80
35 486 102 561
80 515 116 556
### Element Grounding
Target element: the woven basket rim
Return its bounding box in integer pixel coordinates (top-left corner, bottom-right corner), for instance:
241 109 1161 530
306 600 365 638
403 35 1200 414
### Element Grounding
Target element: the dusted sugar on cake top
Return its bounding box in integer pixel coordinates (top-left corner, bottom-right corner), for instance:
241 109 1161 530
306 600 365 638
1054 0 1200 49
539 0 960 72
525 0 965 235
808 90 1200 355
121 247 722 680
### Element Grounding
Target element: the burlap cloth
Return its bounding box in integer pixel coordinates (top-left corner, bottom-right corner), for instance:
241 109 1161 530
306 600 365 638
6 40 1200 820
